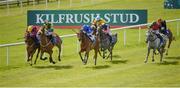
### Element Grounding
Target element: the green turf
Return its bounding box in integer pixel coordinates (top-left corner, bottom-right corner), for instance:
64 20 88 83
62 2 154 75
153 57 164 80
0 0 180 87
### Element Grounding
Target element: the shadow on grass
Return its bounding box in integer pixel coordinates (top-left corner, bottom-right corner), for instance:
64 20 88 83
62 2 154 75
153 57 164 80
86 65 110 69
165 56 180 60
112 55 121 58
157 61 179 65
33 65 73 70
0 66 20 71
107 59 128 64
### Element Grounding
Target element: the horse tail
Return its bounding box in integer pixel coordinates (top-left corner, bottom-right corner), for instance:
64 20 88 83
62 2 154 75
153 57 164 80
172 36 176 41
55 34 62 61
168 28 176 41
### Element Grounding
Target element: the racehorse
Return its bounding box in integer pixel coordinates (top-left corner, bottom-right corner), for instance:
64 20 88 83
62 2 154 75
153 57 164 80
98 25 117 61
24 31 40 65
37 26 62 64
145 30 167 63
77 29 100 65
165 29 175 55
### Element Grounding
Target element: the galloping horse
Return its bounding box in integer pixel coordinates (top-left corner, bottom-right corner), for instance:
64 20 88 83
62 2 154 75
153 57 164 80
77 29 100 65
98 25 117 60
165 29 175 55
24 31 40 65
145 30 167 63
38 26 62 64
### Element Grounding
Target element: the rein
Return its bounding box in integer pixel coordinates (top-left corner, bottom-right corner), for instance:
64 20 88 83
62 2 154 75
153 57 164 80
40 38 53 48
149 37 158 42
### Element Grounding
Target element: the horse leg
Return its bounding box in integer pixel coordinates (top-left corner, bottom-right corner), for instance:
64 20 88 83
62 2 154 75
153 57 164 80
49 50 56 64
144 48 150 63
40 50 47 60
152 49 155 62
34 47 40 64
27 51 30 62
158 48 163 63
57 44 61 61
28 49 36 66
110 50 113 61
94 49 98 65
98 49 103 58
166 39 171 55
106 47 113 61
79 51 84 63
84 52 89 65
103 50 106 59
160 49 163 63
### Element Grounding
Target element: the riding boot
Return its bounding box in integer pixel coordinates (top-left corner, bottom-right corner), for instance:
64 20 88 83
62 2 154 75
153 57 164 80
53 37 56 44
33 37 39 46
145 38 148 43
49 35 55 45
108 34 112 43
156 34 164 47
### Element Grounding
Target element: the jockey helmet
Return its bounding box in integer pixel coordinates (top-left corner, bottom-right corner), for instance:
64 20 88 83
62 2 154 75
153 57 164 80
27 25 33 32
102 24 108 30
157 18 162 23
83 25 89 30
95 15 101 21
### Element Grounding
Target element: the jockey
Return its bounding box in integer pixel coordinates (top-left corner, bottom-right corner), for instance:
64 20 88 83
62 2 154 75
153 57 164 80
27 25 39 45
92 15 106 30
43 20 56 44
82 25 95 42
101 24 112 43
159 19 169 35
149 19 164 46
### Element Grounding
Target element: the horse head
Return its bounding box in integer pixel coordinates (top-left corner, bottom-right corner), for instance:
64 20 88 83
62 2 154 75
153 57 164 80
77 30 85 42
37 26 46 36
147 30 157 42
24 31 34 46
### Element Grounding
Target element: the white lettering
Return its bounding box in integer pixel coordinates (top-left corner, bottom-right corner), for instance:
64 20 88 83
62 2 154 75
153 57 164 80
119 14 129 23
58 14 65 23
74 14 83 23
36 14 45 23
129 14 139 23
66 14 74 23
83 14 90 23
104 14 111 23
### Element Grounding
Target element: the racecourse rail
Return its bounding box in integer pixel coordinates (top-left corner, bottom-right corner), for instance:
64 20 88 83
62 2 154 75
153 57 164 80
0 18 180 66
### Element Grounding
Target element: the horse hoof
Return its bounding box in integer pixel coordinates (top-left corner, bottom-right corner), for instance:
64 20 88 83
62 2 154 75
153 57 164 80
144 60 147 63
58 58 61 61
152 59 155 62
52 62 56 64
40 57 47 60
83 62 86 65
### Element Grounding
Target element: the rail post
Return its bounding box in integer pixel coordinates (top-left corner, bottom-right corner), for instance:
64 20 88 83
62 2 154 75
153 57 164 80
70 0 72 7
58 0 60 8
6 47 9 66
6 0 9 16
124 29 126 46
20 1 23 13
138 26 141 44
45 0 48 9
177 21 179 36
